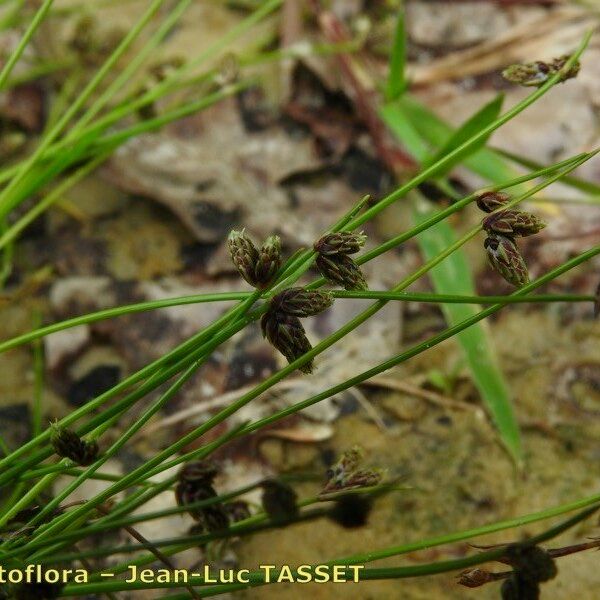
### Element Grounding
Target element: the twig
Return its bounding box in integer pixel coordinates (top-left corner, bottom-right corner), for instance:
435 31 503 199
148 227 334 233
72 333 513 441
309 0 416 174
362 375 481 414
96 505 201 600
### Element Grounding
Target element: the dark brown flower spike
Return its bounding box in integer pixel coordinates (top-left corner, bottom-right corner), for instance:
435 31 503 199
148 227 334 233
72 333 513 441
175 460 220 521
270 288 333 317
505 544 557 584
484 234 529 287
322 446 383 494
328 494 372 529
50 425 99 466
260 479 298 522
500 544 557 600
594 279 600 319
483 209 546 238
200 505 230 533
476 191 510 213
261 311 314 373
314 231 367 255
315 253 368 291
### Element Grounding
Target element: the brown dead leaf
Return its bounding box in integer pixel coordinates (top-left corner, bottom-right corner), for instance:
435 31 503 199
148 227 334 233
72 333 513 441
103 98 326 245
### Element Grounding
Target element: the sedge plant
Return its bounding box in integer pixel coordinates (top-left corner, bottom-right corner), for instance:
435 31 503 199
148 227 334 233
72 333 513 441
0 2 598 599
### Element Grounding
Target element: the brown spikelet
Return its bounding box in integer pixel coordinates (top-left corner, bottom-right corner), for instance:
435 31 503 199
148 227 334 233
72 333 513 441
260 479 298 521
315 254 368 291
483 210 546 237
314 231 367 255
50 425 99 466
228 229 260 286
476 191 510 213
270 288 333 317
254 234 282 287
175 460 220 520
484 234 529 287
502 55 579 87
261 311 313 373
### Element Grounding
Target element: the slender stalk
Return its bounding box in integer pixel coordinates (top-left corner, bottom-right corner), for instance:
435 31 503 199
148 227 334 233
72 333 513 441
343 34 592 232
0 292 249 353
165 507 600 599
31 312 44 437
56 505 600 595
117 152 595 482
0 182 369 481
333 291 594 304
0 0 54 91
28 359 205 528
0 293 257 476
0 0 166 215
0 289 591 356
0 81 252 252
20 152 591 548
66 0 192 137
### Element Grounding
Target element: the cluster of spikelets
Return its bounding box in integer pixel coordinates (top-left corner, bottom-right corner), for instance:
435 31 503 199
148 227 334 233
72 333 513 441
227 230 282 289
459 543 557 598
174 450 379 533
476 191 546 287
174 460 247 534
228 196 545 371
502 54 580 87
228 229 367 374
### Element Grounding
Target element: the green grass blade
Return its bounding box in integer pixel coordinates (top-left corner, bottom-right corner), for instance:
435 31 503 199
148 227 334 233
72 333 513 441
381 101 522 461
385 7 407 101
497 146 600 196
0 0 54 91
398 94 518 184
424 93 504 172
412 193 521 460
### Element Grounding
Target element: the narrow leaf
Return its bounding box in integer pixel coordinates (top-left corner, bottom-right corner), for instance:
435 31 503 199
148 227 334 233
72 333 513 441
398 94 520 185
412 193 522 462
385 8 407 101
425 93 504 173
380 102 522 461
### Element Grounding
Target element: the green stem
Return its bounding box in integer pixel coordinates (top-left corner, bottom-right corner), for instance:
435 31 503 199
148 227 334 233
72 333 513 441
0 0 166 216
333 291 594 304
57 506 599 595
342 34 592 232
0 292 249 353
0 0 54 91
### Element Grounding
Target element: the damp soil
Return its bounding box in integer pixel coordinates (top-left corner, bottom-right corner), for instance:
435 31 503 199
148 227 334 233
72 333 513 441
235 311 600 600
